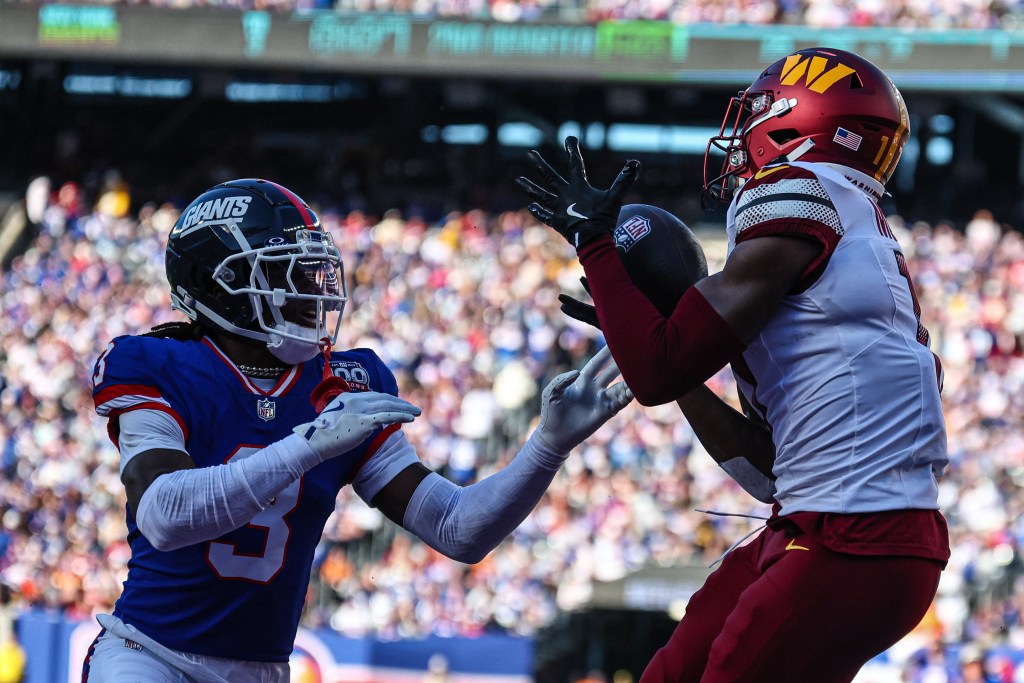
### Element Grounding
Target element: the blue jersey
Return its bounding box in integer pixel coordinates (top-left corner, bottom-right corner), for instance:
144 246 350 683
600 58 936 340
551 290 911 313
91 334 399 662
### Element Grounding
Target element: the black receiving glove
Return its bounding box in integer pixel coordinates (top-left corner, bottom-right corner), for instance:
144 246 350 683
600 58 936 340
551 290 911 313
516 136 640 250
558 277 601 329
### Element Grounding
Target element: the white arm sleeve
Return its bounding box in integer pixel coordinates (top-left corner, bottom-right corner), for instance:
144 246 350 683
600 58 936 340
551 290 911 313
719 458 777 504
132 430 322 552
400 433 567 564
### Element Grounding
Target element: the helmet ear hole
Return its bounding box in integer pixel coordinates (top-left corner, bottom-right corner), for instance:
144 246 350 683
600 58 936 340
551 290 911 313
195 266 216 295
767 128 800 145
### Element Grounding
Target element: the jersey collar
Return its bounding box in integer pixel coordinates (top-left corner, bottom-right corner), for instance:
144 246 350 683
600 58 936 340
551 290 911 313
819 163 886 202
201 337 303 397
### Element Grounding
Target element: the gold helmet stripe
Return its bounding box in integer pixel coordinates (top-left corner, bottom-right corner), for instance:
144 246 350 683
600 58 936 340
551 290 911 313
874 87 909 181
872 136 890 166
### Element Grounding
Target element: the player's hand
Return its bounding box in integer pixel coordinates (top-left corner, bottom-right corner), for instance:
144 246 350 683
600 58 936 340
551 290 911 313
559 276 601 329
559 294 600 329
294 391 421 462
535 345 633 453
516 136 640 250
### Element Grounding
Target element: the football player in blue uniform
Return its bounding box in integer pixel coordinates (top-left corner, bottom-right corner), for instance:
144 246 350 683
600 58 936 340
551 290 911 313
84 179 633 682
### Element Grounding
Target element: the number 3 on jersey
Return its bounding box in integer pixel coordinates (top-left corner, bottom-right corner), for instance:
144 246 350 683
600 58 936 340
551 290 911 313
93 342 116 386
207 445 301 583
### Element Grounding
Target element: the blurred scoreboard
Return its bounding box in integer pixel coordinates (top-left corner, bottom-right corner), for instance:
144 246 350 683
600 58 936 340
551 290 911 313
2 4 1024 90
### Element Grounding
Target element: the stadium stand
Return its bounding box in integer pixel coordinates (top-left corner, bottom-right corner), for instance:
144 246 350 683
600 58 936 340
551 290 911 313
6 0 1024 29
1 174 1023 680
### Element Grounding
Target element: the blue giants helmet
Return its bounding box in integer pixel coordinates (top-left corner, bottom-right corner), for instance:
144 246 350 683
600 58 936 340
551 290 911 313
165 179 346 356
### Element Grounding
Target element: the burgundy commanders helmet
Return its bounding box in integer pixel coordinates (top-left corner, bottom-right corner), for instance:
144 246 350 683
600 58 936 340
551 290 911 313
704 47 910 204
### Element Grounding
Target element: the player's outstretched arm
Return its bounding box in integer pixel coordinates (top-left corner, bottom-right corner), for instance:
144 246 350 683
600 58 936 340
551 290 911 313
557 292 775 502
578 234 821 406
516 137 816 406
126 391 420 552
365 346 633 564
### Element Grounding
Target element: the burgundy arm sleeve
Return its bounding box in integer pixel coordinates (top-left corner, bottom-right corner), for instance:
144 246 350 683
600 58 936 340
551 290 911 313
577 235 746 406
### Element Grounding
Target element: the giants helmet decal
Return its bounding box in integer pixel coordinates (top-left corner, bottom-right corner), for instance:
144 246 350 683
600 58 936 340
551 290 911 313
703 47 910 204
165 178 347 350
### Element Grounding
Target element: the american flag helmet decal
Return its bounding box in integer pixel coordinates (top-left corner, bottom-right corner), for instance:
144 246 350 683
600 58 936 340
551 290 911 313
833 127 863 151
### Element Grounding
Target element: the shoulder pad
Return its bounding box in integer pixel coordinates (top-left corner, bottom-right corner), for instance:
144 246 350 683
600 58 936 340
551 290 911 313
734 164 842 240
92 336 173 417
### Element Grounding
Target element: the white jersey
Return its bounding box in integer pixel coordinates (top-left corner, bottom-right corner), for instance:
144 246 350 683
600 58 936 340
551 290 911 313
725 161 947 515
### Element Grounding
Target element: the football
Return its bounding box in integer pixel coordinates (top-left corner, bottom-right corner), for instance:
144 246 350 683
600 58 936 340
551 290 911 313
612 204 709 316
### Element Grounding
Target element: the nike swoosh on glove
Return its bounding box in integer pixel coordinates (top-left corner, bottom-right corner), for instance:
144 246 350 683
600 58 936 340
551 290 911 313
294 391 421 463
516 136 640 250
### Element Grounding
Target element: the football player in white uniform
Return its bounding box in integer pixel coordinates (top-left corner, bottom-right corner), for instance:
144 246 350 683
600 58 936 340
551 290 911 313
84 178 633 682
519 47 948 683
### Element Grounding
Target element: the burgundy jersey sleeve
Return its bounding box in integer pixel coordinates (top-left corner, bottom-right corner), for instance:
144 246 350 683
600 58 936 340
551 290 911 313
577 237 746 406
733 164 843 292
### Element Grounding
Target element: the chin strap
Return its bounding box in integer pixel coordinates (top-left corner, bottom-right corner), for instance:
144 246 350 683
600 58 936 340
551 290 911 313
309 337 352 412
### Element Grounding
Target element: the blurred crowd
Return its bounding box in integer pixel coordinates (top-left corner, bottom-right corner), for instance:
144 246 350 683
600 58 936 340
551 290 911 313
1 175 1024 682
9 0 1024 30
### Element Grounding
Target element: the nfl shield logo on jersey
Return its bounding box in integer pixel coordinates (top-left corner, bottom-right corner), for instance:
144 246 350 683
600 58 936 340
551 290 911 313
614 215 652 252
256 398 276 422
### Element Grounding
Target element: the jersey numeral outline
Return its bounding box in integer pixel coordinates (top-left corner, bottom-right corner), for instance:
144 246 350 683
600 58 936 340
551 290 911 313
891 249 944 391
892 249 929 347
874 204 943 391
206 445 302 584
93 341 116 386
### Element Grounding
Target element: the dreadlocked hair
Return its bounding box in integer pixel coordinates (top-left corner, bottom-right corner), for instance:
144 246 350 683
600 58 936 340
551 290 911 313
143 321 208 341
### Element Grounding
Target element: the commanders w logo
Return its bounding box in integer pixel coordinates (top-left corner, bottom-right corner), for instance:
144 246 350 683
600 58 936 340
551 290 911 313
780 55 856 93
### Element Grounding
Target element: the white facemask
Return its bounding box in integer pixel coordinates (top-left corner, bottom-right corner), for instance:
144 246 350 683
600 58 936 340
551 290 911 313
266 322 321 364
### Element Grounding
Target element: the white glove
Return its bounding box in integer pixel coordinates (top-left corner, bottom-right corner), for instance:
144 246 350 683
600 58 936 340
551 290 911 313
294 391 421 463
535 345 634 454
